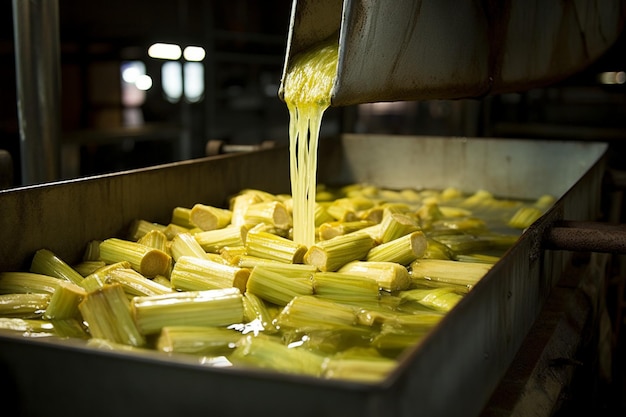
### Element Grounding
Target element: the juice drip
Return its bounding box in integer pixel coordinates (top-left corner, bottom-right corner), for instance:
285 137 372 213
283 37 338 247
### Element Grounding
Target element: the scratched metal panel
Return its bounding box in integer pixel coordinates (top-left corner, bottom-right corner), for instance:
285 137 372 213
0 135 608 417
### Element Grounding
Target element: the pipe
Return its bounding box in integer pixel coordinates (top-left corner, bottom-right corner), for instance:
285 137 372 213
12 0 61 185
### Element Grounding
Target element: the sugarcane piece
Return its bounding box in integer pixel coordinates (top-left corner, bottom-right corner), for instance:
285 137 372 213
0 317 55 336
170 256 250 293
194 225 246 253
246 264 314 306
30 248 84 285
73 260 106 277
99 238 172 278
243 291 278 333
80 261 131 292
82 240 102 262
422 238 456 260
170 232 209 261
430 217 487 232
410 258 493 289
400 287 464 313
304 232 375 272
128 219 167 241
243 200 292 230
312 272 379 303
43 280 86 319
0 293 50 318
377 212 420 243
190 203 232 231
429 231 518 254
78 283 146 347
274 295 358 332
324 356 397 383
163 223 191 240
156 326 243 356
229 190 268 227
455 253 500 264
245 229 307 264
152 275 172 289
0 272 62 295
170 206 196 229
107 268 173 297
338 260 411 292
371 312 443 352
366 231 428 265
314 203 335 227
131 287 244 335
220 246 247 265
137 229 169 253
229 334 326 377
507 206 544 229
318 220 376 241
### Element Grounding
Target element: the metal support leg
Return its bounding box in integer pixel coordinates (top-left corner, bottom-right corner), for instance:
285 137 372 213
12 0 61 185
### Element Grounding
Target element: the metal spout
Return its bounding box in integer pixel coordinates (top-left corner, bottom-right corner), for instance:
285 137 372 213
279 0 625 107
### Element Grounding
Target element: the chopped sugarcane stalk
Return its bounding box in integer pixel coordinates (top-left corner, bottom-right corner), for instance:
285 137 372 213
107 268 173 296
127 219 167 241
274 295 358 332
229 334 326 377
0 272 62 295
30 248 84 285
377 212 420 243
137 229 169 253
245 264 314 306
170 232 209 261
99 238 172 278
190 203 233 231
410 258 493 289
0 293 51 318
312 271 379 303
338 260 411 292
82 240 102 262
324 356 398 383
43 280 86 319
170 255 250 293
72 260 106 277
163 223 191 239
399 287 464 313
318 220 377 241
156 326 243 356
242 291 278 333
194 225 246 253
78 283 146 347
170 206 196 229
366 231 428 265
244 201 292 230
131 287 244 335
245 229 307 264
304 232 375 272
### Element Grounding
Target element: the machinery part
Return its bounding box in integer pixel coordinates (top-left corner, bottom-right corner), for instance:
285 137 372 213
0 150 13 190
205 140 276 156
279 0 626 106
12 0 62 185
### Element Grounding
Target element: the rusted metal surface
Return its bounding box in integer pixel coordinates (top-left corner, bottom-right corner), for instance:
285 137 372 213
279 0 626 106
545 221 626 254
0 135 609 417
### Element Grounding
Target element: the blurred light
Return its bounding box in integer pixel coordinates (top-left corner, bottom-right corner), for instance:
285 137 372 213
122 66 141 83
183 46 206 62
599 71 626 85
162 61 183 102
184 62 204 102
135 74 153 91
148 43 182 60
